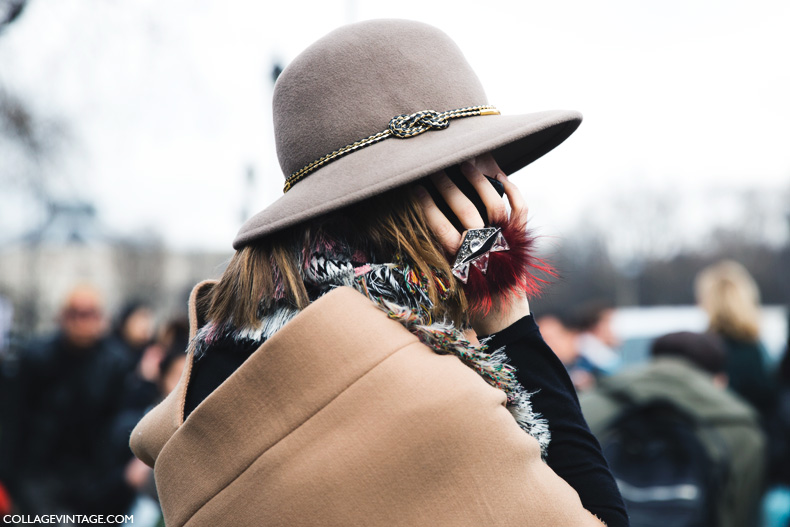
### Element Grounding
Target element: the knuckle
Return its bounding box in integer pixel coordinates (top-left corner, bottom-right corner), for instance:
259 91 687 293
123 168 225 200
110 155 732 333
467 170 485 184
434 228 460 252
433 221 455 240
489 203 507 221
434 176 455 193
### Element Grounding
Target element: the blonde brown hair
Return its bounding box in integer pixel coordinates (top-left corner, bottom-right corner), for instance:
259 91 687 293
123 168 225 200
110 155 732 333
205 187 468 329
695 260 761 342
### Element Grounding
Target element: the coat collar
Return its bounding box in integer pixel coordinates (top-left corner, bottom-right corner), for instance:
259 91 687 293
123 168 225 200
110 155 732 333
131 283 421 526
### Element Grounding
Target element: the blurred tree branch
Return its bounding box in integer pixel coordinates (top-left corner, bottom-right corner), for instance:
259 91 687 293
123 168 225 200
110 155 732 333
0 85 69 210
536 183 790 313
1 85 47 156
0 0 27 34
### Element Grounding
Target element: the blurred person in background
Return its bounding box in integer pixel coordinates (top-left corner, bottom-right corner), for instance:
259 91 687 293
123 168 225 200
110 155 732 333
115 317 190 434
0 294 17 515
112 317 189 447
768 312 790 485
119 319 190 527
156 337 187 396
695 260 776 419
581 331 765 527
110 301 156 372
761 311 790 527
536 313 595 391
536 313 579 366
0 483 10 516
569 300 622 381
8 284 134 517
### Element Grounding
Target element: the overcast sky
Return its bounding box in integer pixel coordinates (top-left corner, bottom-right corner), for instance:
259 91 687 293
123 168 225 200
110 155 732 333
1 0 788 251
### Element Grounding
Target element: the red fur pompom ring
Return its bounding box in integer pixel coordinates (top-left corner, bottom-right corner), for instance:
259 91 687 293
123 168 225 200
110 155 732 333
453 216 555 318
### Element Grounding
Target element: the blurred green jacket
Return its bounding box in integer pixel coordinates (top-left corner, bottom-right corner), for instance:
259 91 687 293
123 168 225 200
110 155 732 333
580 357 766 527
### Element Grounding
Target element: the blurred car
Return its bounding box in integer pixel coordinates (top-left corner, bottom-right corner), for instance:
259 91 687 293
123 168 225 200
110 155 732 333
612 305 787 368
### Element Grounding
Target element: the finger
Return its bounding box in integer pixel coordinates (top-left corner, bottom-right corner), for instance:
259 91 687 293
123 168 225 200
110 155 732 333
412 184 463 254
472 153 502 180
496 173 528 224
460 161 508 224
428 170 486 231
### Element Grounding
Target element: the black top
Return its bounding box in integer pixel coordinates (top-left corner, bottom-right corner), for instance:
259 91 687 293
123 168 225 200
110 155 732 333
482 316 628 526
185 315 628 526
185 338 258 418
720 334 776 418
10 333 135 515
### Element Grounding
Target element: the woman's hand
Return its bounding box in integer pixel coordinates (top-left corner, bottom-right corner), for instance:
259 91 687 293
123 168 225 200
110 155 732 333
413 153 531 335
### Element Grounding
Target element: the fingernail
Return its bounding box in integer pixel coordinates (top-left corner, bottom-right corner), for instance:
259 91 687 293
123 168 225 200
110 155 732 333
460 161 475 173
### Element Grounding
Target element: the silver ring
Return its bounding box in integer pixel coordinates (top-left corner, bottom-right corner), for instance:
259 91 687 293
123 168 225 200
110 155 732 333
451 227 510 283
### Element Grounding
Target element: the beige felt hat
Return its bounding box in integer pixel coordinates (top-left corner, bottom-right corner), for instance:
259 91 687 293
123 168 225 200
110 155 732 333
233 19 582 249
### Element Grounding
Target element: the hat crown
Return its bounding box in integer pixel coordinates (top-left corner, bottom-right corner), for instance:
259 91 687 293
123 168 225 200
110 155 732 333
273 19 488 179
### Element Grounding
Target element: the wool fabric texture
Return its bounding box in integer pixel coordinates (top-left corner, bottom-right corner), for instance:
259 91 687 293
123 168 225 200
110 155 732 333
193 232 552 456
130 282 605 527
233 19 581 247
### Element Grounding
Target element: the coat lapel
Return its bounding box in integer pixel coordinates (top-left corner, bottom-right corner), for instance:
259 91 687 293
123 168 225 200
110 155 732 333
147 286 419 526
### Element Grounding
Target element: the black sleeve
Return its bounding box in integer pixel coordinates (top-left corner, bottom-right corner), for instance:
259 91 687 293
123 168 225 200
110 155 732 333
482 315 629 527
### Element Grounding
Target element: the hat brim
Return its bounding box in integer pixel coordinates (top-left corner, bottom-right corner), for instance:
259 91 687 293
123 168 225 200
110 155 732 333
233 110 581 249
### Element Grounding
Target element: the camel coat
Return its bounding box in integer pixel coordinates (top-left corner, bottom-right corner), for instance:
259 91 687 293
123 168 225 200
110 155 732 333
131 281 604 526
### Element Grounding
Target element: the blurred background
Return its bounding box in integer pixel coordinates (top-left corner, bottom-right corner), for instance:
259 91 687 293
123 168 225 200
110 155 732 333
0 0 788 525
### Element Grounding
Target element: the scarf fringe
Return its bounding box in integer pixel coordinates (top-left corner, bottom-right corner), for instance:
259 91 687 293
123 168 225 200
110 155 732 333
193 239 551 457
193 304 301 359
377 297 551 457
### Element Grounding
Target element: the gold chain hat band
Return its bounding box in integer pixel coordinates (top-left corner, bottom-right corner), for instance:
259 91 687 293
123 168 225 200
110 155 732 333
283 105 500 193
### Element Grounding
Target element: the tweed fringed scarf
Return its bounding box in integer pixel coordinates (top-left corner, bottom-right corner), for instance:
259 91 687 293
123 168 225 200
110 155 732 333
194 240 551 457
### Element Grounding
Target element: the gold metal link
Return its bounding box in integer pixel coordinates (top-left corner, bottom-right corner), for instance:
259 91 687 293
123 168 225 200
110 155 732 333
283 105 499 193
